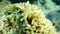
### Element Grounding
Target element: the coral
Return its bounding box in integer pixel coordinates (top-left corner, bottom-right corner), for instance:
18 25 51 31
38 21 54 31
32 0 58 14
46 10 60 32
0 2 57 34
0 0 58 14
0 0 11 8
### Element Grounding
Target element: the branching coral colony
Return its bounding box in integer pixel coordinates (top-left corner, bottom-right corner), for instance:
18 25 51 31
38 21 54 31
0 2 57 34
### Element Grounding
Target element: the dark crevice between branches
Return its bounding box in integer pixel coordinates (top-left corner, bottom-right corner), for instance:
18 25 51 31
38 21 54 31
52 0 60 5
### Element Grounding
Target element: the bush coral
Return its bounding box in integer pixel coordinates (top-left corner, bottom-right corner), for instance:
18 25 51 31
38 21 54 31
0 1 57 34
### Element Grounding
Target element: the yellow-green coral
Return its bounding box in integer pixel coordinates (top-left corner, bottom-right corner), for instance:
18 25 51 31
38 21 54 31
0 0 11 9
0 1 57 34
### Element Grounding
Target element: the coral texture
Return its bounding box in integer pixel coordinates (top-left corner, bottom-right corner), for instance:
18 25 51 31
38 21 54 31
0 2 56 34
